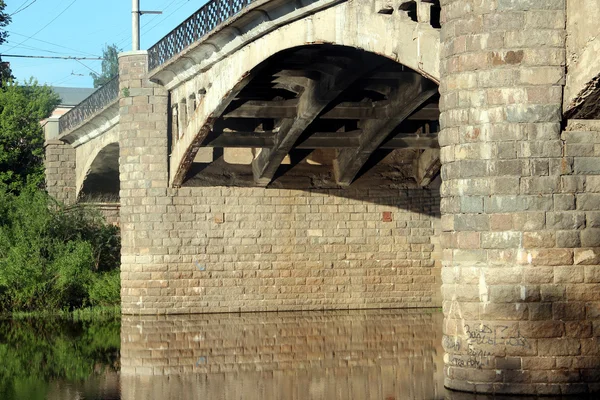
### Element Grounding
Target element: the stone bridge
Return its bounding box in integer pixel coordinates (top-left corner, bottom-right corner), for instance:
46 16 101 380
46 0 600 395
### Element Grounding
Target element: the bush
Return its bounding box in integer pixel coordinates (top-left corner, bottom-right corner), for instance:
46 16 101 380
0 186 120 313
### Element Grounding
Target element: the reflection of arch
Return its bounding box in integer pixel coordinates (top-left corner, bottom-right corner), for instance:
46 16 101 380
164 1 441 187
78 142 120 201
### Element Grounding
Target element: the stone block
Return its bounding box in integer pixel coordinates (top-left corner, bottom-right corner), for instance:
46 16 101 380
585 266 600 283
581 229 600 248
454 214 489 232
554 194 575 211
490 214 513 231
513 212 546 231
519 321 564 338
497 0 565 11
537 338 581 356
485 196 553 213
553 266 584 283
574 158 600 175
546 212 585 230
553 302 585 321
481 231 522 249
555 231 581 248
540 284 566 301
577 194 600 211
523 231 555 248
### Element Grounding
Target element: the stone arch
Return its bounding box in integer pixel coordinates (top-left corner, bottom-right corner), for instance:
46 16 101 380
77 142 120 202
165 0 441 186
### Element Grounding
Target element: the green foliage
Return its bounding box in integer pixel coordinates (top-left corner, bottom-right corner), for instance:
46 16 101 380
0 81 60 192
87 270 121 307
0 315 120 400
0 1 12 83
90 44 120 88
0 186 121 313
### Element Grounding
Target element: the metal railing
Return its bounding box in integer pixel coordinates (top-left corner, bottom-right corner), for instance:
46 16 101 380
58 75 120 134
148 0 258 70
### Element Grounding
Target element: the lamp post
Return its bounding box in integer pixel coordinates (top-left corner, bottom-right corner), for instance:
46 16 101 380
132 0 162 51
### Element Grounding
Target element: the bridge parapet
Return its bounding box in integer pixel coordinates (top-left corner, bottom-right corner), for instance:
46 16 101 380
58 75 119 135
148 0 258 71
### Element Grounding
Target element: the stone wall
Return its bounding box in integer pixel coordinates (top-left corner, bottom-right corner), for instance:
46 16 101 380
120 310 444 399
118 51 442 314
440 0 599 395
45 139 76 205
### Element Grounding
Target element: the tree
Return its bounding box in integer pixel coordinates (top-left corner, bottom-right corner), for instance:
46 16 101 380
90 44 120 88
0 0 13 82
0 79 60 192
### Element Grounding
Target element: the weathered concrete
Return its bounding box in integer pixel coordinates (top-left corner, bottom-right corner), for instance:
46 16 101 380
565 0 600 115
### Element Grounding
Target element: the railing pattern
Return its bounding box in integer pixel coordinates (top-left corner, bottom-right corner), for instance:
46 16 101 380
58 75 119 134
148 0 258 70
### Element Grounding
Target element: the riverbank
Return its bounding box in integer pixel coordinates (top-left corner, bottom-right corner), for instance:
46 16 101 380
4 305 121 320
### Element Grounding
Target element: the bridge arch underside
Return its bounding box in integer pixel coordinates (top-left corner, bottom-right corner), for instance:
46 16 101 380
79 142 120 201
177 45 442 191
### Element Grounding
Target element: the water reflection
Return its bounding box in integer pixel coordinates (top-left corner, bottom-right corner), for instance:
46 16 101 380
0 310 592 399
121 310 445 399
0 316 120 400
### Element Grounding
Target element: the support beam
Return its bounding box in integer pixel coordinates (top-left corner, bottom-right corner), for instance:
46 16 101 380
224 99 439 120
251 57 382 186
334 75 438 186
413 148 441 187
203 130 439 149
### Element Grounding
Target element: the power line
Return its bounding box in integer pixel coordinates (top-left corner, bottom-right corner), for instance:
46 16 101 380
6 30 101 57
10 0 37 16
1 54 102 60
5 0 79 53
74 59 100 75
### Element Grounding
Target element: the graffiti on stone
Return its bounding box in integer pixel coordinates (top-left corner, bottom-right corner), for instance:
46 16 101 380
464 324 530 349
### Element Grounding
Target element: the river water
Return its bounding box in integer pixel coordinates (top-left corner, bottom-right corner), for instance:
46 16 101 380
0 309 582 399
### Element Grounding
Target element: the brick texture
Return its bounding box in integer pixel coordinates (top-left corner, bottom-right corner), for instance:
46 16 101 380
45 140 76 205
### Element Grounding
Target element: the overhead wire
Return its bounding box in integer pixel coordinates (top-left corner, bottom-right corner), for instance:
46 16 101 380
8 0 37 17
6 31 101 57
4 0 79 53
2 54 102 60
10 0 37 16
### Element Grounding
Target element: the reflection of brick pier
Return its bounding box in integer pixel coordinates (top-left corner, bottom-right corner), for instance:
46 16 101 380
120 310 444 399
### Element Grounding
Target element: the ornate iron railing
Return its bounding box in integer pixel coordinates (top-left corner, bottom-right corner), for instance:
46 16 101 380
58 75 120 134
148 0 258 70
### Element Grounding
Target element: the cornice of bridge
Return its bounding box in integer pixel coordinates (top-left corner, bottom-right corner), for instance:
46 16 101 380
57 100 120 148
148 0 351 91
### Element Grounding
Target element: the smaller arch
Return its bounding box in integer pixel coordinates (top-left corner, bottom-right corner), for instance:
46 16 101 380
78 142 120 202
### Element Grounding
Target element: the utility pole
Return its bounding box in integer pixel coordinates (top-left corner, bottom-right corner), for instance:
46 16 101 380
132 0 162 51
132 0 140 51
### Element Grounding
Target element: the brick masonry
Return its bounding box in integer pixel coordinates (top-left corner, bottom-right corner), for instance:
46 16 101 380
45 139 76 205
118 52 442 314
120 310 444 399
440 0 599 395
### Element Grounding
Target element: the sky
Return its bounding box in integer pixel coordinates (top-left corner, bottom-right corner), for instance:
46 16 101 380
1 0 208 88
